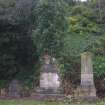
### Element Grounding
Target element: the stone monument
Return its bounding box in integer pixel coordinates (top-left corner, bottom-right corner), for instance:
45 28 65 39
31 53 63 100
79 52 96 100
8 80 22 98
39 54 61 94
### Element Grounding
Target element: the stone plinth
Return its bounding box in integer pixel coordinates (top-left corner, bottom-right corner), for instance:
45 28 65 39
79 52 96 100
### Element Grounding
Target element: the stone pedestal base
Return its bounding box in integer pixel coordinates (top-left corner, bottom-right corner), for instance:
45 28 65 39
74 86 97 102
31 87 64 101
31 93 64 101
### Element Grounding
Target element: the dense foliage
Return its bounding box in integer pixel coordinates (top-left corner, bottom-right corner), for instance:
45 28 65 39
32 0 66 56
0 0 105 94
0 0 34 82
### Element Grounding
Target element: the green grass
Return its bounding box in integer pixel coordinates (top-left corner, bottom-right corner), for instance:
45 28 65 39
0 100 105 105
0 100 59 105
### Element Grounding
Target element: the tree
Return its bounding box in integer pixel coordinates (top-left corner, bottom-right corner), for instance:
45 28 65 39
0 0 35 80
61 5 100 57
32 0 67 57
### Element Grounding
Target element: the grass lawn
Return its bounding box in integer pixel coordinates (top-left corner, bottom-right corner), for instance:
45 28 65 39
0 100 60 105
0 100 105 105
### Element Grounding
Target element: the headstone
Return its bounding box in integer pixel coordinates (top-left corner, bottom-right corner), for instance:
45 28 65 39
79 52 96 100
8 80 22 98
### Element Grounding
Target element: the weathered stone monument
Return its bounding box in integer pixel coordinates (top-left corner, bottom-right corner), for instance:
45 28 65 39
8 80 22 98
31 53 63 100
39 54 61 94
79 52 96 100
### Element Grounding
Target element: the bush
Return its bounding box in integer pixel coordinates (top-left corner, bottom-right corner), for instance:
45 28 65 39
93 56 105 80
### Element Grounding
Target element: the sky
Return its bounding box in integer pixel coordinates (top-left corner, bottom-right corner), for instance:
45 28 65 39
75 0 87 2
81 0 87 1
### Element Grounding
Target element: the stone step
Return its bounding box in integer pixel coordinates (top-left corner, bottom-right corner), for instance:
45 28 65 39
31 93 65 101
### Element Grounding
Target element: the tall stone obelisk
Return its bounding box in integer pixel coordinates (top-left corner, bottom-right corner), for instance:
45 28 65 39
80 52 96 99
